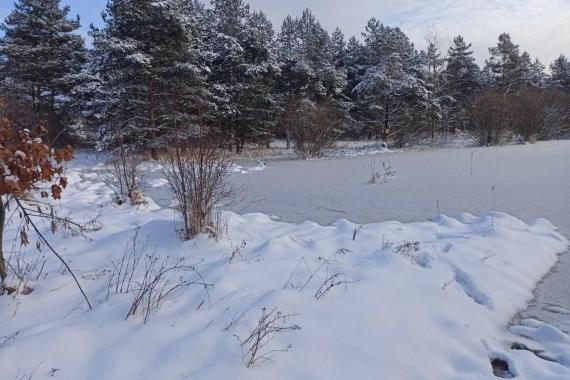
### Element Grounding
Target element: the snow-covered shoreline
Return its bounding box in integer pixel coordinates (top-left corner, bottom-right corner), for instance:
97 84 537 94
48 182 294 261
1 160 569 379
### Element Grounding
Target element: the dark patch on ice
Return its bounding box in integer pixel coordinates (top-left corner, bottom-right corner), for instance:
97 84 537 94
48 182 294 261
436 233 470 240
543 304 570 315
510 342 559 363
491 358 515 378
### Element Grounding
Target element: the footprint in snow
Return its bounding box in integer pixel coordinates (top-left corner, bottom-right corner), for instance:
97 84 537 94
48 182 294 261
453 267 494 310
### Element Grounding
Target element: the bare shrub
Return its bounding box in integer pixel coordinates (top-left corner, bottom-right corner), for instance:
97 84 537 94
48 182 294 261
106 227 146 301
441 275 457 290
382 161 396 178
125 253 211 324
352 226 362 241
394 241 421 255
210 207 229 242
394 241 422 265
3 249 46 296
541 91 570 140
236 307 301 368
0 331 19 349
369 160 396 184
506 88 570 143
390 104 428 148
314 272 356 300
1 197 93 306
468 91 509 146
162 133 236 241
13 368 38 380
469 88 570 144
508 87 547 143
229 240 247 264
289 99 345 159
107 229 212 324
283 249 353 292
369 161 379 184
108 146 144 205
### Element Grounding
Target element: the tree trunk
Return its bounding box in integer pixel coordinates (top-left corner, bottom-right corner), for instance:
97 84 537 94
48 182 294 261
148 76 159 160
0 197 7 285
382 104 389 141
31 84 36 109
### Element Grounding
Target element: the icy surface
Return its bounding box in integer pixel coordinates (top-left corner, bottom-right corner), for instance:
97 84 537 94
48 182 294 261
230 141 570 234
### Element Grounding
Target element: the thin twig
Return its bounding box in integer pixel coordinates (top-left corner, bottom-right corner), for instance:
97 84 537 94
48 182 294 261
14 197 92 309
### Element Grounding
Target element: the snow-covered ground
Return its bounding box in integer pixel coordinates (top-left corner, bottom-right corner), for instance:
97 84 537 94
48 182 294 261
1 141 569 379
235 133 476 160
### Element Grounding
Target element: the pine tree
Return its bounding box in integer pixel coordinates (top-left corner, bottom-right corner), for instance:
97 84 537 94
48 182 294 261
484 33 524 94
353 19 425 143
296 9 346 99
549 54 570 91
208 0 278 151
421 37 449 139
0 0 85 142
275 9 346 101
275 9 347 146
345 36 366 88
330 27 347 69
520 52 546 88
344 36 368 134
235 10 279 150
90 0 209 156
274 15 299 148
208 0 250 149
445 35 481 130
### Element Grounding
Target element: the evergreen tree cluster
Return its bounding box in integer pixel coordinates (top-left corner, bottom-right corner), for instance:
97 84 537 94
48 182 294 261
1 0 569 150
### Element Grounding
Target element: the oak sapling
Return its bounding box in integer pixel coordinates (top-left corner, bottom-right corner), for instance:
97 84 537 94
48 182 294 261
0 112 88 304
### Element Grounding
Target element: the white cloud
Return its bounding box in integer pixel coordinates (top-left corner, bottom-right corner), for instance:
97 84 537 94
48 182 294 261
248 0 570 65
388 0 570 65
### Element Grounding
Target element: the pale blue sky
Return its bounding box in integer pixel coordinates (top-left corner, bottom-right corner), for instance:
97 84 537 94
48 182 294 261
1 0 569 65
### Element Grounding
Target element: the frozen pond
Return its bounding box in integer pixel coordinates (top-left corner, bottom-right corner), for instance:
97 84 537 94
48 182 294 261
231 141 569 231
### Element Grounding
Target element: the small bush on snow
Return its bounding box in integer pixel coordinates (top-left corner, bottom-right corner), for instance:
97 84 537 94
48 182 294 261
162 131 236 241
369 160 396 184
106 228 213 323
236 307 301 368
108 147 144 206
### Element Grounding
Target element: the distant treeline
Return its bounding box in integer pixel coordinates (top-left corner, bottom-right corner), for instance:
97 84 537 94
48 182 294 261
1 0 569 155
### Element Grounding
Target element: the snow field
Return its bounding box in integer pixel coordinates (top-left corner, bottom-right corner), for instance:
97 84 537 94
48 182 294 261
0 162 568 379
